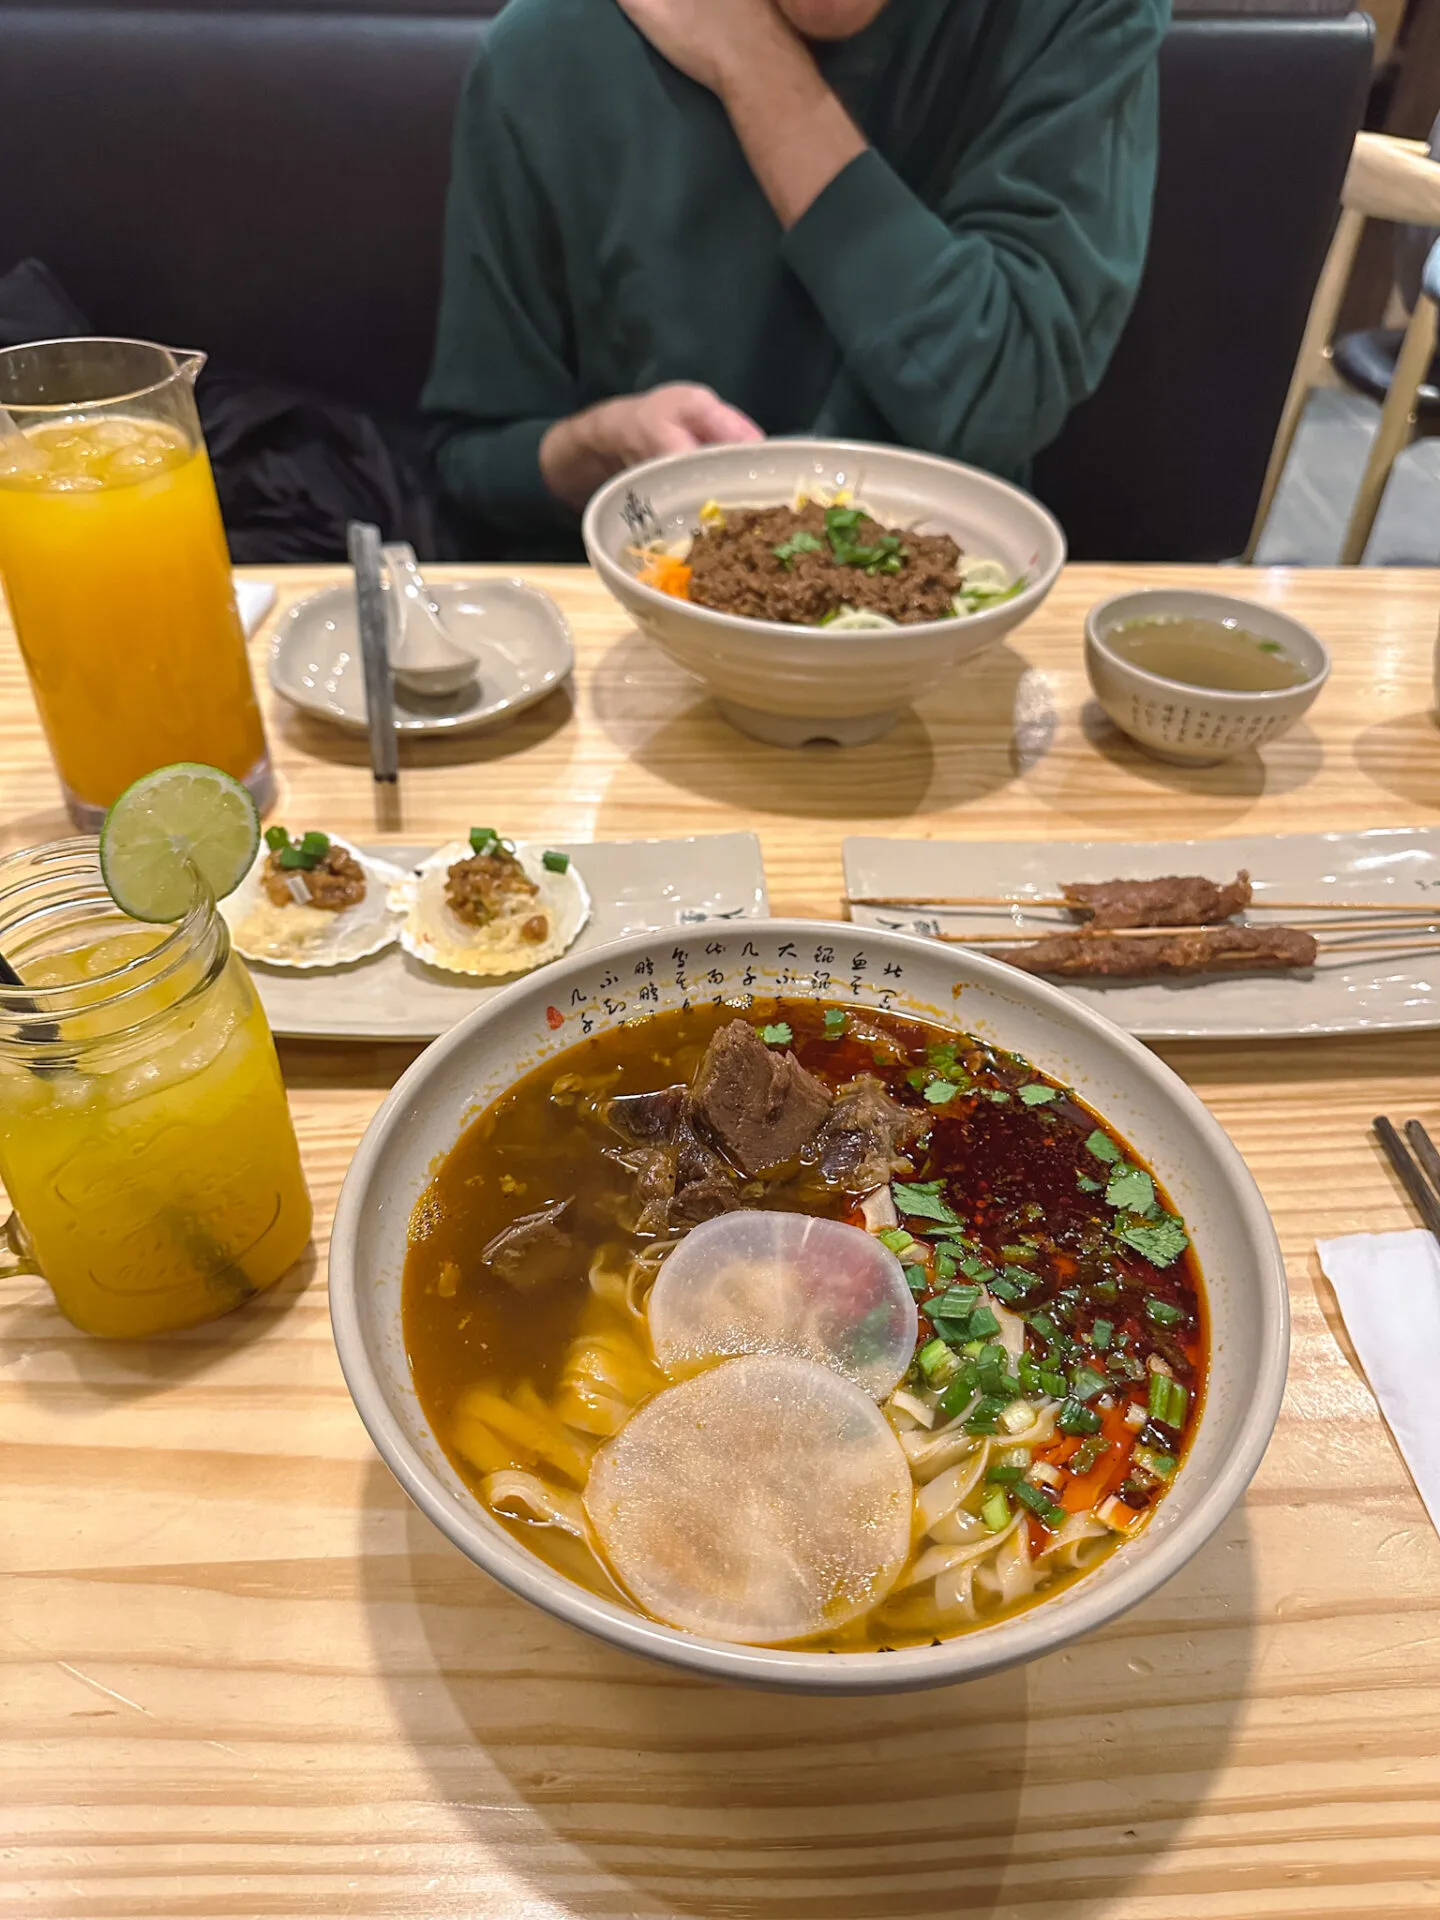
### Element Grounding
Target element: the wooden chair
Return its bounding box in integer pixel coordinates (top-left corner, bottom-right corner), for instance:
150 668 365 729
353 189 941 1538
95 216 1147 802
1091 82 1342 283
1245 131 1440 564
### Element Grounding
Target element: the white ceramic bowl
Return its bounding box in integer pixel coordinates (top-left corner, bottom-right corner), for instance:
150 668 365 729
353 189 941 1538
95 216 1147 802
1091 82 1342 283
581 439 1065 747
1085 588 1330 766
329 920 1289 1696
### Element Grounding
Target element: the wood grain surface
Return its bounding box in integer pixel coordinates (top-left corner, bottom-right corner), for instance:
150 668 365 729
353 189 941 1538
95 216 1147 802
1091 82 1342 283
3 563 1440 1919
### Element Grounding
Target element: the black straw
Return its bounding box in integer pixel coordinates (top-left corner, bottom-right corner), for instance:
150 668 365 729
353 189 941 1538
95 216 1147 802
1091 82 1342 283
0 947 66 1069
0 953 21 988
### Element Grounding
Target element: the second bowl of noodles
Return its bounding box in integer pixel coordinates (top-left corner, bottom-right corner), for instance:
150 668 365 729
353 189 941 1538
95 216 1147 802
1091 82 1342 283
581 439 1065 746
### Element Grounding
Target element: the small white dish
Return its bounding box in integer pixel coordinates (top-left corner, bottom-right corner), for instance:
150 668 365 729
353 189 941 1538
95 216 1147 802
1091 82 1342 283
244 832 769 1041
1085 588 1329 766
845 827 1440 1041
581 438 1065 748
270 578 573 736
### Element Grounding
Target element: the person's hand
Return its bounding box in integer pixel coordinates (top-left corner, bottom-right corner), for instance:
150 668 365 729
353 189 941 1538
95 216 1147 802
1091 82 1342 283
612 0 799 98
540 383 764 511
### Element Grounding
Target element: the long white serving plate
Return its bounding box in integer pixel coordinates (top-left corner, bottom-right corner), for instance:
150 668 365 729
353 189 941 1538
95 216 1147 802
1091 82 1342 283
250 834 768 1042
844 829 1440 1041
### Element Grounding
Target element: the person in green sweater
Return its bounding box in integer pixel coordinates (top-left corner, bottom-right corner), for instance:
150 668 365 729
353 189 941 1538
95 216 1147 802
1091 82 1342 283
424 0 1168 551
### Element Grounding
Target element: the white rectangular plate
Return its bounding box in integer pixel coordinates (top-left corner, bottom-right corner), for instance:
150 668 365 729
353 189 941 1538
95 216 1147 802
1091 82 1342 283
253 834 768 1042
845 829 1440 1041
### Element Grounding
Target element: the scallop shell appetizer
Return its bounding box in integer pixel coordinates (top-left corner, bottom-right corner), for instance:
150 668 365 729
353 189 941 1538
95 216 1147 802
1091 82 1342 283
397 839 591 978
222 836 408 970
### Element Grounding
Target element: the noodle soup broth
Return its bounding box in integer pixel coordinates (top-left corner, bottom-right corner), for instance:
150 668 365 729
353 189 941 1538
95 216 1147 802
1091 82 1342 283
402 1000 1207 1654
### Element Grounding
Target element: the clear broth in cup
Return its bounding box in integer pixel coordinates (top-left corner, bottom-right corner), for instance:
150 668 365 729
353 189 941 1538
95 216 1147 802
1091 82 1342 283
1109 615 1307 693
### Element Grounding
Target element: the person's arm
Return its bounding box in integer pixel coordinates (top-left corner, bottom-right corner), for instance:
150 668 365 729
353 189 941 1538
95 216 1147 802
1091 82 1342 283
617 0 1167 474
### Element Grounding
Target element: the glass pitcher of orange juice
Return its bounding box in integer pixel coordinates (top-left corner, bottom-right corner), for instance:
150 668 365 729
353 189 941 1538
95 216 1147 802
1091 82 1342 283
0 338 273 830
0 839 312 1337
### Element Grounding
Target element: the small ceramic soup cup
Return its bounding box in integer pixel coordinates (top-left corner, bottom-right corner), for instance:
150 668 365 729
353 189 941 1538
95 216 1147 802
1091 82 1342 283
329 920 1289 1696
1085 588 1330 766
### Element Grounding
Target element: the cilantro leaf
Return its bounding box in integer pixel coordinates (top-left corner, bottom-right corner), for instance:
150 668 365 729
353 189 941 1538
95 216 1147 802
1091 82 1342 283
823 1007 847 1038
892 1179 961 1227
1116 1215 1190 1268
772 530 824 568
1085 1128 1123 1165
1076 1174 1102 1193
1018 1083 1059 1106
1105 1165 1156 1216
923 1080 961 1106
757 1022 793 1047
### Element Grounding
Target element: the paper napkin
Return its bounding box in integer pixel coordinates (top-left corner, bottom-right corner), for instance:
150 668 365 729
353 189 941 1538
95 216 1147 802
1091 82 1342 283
235 579 276 637
1316 1228 1440 1535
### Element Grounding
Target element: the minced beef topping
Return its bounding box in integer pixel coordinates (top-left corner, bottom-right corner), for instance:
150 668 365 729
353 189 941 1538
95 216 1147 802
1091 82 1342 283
262 844 367 912
445 846 542 931
686 501 963 626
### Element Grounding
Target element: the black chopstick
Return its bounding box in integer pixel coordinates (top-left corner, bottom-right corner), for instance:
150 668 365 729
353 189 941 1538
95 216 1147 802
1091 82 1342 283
1403 1119 1440 1208
1373 1115 1440 1241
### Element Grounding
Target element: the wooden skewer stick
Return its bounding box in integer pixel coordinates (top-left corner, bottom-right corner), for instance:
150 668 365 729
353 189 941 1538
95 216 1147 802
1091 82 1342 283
924 929 1440 959
848 892 1440 916
939 921 1440 946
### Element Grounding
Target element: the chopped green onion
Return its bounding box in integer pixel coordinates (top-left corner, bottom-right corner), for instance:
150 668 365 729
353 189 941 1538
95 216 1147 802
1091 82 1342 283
964 1393 1012 1435
264 825 290 852
1028 1313 1058 1343
877 1228 913 1254
1018 1083 1059 1106
541 849 570 873
1058 1398 1103 1435
1144 1297 1184 1327
1091 1318 1114 1351
937 1374 976 1419
933 1245 958 1281
1134 1445 1178 1480
929 1284 981 1320
980 1489 1012 1532
1069 1433 1110 1475
298 830 329 860
916 1337 958 1385
823 1007 847 1038
1070 1365 1108 1402
468 826 498 854
986 1463 1025 1484
1039 1368 1068 1398
966 1303 1000 1340
1147 1373 1188 1428
757 1022 793 1047
902 1264 928 1295
1013 1480 1066 1526
989 1276 1021 1303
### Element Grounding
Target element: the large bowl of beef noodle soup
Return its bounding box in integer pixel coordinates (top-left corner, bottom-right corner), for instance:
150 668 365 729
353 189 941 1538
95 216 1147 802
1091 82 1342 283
330 922 1287 1694
581 439 1064 747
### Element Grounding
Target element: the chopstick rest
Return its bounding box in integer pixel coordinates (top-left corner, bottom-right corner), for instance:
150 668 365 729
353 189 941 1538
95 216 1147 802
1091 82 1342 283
1316 1229 1440 1536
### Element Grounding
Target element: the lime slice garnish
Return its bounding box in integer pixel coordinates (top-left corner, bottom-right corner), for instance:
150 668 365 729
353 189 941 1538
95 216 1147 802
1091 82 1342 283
100 762 261 922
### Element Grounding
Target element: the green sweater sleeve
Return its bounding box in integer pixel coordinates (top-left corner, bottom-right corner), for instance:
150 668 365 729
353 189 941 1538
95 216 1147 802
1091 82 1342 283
782 0 1167 475
421 48 581 535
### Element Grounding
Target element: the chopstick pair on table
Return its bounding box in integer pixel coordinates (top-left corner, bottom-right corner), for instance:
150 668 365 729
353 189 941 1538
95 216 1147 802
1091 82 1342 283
1373 1116 1440 1241
347 520 400 823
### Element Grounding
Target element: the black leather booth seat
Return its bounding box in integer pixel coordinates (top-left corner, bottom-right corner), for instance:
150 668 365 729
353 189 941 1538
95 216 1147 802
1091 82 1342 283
0 4 1371 559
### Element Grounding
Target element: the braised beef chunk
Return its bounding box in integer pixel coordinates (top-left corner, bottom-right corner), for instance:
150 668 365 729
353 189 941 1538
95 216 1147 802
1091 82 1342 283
689 1019 832 1175
607 1084 686 1146
481 1199 573 1291
631 1149 678 1236
816 1075 927 1191
669 1119 742 1225
1061 871 1252 929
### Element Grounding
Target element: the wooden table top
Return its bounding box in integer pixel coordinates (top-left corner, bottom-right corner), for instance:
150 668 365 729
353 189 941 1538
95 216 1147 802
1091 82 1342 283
4 562 1440 1919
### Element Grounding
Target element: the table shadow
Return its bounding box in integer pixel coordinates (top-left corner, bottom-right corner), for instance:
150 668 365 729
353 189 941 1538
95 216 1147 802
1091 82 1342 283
0 1238 317 1405
1351 708 1440 810
1045 704 1325 828
268 680 575 772
587 629 1030 824
359 1465 1255 1920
